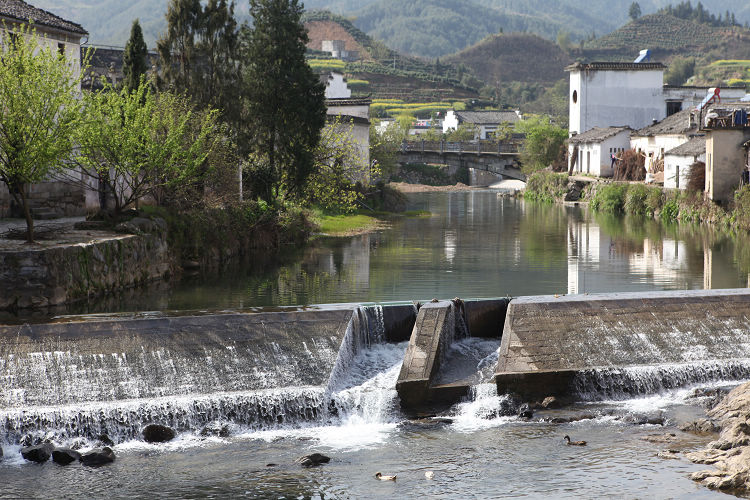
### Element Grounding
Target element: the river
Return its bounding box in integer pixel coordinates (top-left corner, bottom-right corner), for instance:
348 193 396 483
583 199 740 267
2 190 748 498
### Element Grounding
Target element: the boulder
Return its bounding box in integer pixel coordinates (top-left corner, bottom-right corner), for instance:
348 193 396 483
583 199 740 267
80 447 115 466
200 423 231 438
680 419 721 435
52 448 81 465
541 396 562 409
295 453 330 467
21 443 54 463
564 181 585 202
97 434 115 447
517 403 533 419
143 424 176 443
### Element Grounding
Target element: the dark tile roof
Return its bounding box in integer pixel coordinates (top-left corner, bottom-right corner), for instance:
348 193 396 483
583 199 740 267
0 0 87 35
568 126 631 144
634 109 698 136
455 110 521 125
566 62 665 72
665 137 705 157
326 97 371 106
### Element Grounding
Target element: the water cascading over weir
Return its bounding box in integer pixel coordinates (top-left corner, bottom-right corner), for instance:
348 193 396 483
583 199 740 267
6 288 750 445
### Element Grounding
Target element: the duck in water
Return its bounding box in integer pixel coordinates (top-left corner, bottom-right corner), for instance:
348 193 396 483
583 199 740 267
564 435 586 446
375 472 397 481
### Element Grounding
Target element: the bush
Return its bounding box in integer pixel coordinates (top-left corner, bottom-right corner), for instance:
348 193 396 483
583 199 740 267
624 184 663 216
613 150 646 181
661 198 679 221
524 171 568 203
687 161 705 192
590 183 629 213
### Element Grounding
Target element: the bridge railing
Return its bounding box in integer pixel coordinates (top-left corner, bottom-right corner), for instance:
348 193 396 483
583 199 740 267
401 139 521 154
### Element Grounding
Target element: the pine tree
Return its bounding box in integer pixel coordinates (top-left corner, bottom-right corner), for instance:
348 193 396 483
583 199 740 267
240 0 326 201
123 19 149 92
628 2 641 20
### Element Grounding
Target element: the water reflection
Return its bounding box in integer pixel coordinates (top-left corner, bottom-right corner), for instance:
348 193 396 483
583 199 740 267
6 192 750 321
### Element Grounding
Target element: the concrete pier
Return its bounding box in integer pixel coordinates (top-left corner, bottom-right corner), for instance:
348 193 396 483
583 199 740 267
495 289 750 399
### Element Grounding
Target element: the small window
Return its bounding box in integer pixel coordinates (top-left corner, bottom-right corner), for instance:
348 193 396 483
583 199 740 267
572 90 578 104
57 43 65 56
9 32 18 47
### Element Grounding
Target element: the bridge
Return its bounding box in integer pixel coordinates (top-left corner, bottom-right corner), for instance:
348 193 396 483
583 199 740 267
399 140 525 181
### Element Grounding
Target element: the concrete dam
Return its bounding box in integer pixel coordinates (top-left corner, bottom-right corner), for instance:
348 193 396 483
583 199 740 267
3 288 750 443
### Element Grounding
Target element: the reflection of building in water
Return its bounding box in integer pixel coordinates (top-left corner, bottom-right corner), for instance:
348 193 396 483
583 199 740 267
628 238 688 284
703 247 745 290
312 235 371 290
567 220 614 294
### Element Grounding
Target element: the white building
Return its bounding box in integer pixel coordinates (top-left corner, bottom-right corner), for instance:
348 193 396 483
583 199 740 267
568 126 631 177
630 108 702 175
442 110 522 139
567 62 666 136
567 61 747 137
321 40 358 62
664 137 705 190
322 71 351 99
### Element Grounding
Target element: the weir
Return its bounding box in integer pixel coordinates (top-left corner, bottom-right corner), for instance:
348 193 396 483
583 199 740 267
495 289 750 400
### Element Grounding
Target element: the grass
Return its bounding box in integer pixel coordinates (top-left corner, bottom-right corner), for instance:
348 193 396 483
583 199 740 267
317 213 381 236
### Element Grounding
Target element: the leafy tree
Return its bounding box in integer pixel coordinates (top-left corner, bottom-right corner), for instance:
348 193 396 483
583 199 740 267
556 30 572 52
305 118 376 213
0 26 87 242
514 116 567 174
370 119 406 178
629 2 642 20
74 81 220 214
157 0 240 124
445 123 478 141
664 57 695 86
240 0 327 202
123 19 149 92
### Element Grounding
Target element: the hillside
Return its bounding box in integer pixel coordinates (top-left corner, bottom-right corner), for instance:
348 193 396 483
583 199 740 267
444 33 573 85
584 13 750 61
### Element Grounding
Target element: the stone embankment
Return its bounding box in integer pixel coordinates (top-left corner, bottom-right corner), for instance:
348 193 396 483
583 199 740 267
0 218 171 310
689 382 750 492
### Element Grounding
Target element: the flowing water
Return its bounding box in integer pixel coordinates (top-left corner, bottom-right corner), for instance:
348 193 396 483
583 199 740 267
4 191 750 498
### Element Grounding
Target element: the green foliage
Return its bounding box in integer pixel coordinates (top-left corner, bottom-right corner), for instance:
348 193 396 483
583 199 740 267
0 25 87 242
523 171 568 203
370 119 406 178
317 213 378 235
123 19 149 92
241 0 327 202
157 0 241 127
75 81 221 213
445 124 478 142
661 197 679 222
624 184 662 216
665 56 696 85
659 1 740 27
514 116 567 174
629 2 641 20
305 118 374 213
590 183 629 213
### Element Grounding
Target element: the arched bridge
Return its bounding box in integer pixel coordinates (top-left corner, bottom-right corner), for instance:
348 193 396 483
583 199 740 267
399 140 525 181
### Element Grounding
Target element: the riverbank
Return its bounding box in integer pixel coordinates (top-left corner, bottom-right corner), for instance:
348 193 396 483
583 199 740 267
523 171 750 231
389 181 476 193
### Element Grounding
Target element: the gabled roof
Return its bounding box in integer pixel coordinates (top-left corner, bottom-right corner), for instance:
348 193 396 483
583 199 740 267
565 62 665 72
634 109 698 137
665 137 705 157
455 110 520 125
326 97 371 106
0 0 87 35
568 126 631 144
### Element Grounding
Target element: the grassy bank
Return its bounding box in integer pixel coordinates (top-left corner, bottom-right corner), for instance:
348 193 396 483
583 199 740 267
522 171 569 203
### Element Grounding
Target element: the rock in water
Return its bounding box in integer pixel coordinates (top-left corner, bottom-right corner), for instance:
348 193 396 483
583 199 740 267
518 403 533 419
295 453 331 467
52 448 81 465
143 424 176 443
80 447 115 466
21 443 54 463
541 396 562 409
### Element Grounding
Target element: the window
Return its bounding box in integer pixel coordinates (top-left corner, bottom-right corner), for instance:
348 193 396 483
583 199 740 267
572 90 578 104
58 43 65 56
666 101 682 116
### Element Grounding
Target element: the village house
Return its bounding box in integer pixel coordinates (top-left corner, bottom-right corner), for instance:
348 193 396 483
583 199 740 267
567 60 746 136
702 104 750 205
0 0 91 219
664 137 705 190
442 110 522 140
629 108 703 178
321 71 371 180
321 40 358 62
568 126 631 177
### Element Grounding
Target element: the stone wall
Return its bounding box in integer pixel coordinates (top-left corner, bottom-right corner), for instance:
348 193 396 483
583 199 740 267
0 233 171 310
0 179 89 219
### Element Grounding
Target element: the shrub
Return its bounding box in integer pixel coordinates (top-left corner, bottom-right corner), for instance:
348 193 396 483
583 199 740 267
613 150 646 181
624 184 650 216
687 161 705 192
661 198 679 222
524 171 568 203
590 183 629 213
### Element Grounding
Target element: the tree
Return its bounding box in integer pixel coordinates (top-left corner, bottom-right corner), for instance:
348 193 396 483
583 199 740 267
629 2 642 20
157 0 241 126
556 30 572 53
514 116 567 174
240 0 326 202
74 81 220 214
664 57 695 86
123 19 149 92
0 27 87 242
